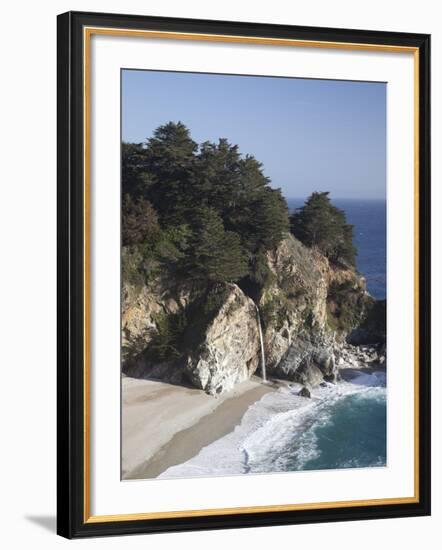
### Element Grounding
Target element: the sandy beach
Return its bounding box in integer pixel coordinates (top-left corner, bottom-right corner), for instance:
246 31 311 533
122 375 275 480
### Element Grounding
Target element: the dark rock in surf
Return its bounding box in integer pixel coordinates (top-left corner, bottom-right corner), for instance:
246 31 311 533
298 386 311 398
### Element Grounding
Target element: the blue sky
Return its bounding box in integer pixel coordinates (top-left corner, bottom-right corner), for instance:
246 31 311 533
122 70 386 200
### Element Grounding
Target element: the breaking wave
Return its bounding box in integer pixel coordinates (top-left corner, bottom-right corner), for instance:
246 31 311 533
159 373 386 480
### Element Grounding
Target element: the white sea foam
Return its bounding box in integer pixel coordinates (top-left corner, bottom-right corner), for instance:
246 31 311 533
350 370 386 387
158 373 386 479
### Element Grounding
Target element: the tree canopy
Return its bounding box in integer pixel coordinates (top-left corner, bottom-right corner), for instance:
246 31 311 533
122 195 160 247
290 192 356 266
122 122 289 287
185 207 248 283
122 123 357 290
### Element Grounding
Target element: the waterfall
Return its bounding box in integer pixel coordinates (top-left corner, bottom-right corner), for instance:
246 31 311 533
255 305 267 383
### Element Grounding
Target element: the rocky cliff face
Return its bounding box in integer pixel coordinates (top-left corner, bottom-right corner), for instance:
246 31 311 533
122 281 261 394
259 236 329 367
122 277 205 363
122 233 382 394
256 235 371 387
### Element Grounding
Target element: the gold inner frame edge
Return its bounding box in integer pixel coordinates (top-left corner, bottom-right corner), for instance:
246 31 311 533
83 26 420 524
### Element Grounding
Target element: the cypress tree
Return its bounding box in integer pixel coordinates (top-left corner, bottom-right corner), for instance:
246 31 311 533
143 121 198 225
290 192 356 266
186 207 248 283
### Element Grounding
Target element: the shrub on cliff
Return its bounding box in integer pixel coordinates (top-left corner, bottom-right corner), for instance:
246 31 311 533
326 280 367 332
290 192 356 266
122 194 191 285
148 310 188 361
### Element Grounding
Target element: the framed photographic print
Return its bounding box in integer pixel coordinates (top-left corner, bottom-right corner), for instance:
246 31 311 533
57 11 431 538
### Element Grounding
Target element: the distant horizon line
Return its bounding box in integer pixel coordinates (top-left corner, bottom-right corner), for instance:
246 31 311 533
284 196 386 201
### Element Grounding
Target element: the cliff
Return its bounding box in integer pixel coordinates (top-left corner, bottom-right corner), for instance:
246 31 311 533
122 233 384 394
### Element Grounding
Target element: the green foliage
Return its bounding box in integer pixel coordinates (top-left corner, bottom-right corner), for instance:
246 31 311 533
121 245 147 289
122 122 291 291
202 284 231 316
246 188 290 252
290 192 356 266
358 298 386 342
260 296 279 328
193 139 243 213
121 123 369 369
130 121 198 226
154 224 190 265
193 142 289 254
186 207 248 283
122 195 160 247
123 135 197 229
148 310 188 361
326 280 365 332
148 284 241 363
249 248 274 288
121 224 191 289
260 293 292 331
122 142 154 198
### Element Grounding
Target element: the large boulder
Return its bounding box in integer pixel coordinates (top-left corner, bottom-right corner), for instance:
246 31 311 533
185 284 260 395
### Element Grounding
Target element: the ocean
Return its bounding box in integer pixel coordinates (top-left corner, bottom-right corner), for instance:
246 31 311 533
157 198 387 479
159 374 387 479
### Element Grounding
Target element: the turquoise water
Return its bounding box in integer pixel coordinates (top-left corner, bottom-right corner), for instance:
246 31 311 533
158 381 387 478
290 389 387 471
239 382 387 474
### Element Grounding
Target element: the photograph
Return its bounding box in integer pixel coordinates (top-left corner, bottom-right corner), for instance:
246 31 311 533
0 0 435 544
54 8 430 539
120 69 387 481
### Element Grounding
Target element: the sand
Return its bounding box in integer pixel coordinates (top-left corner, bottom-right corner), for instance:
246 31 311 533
122 376 275 480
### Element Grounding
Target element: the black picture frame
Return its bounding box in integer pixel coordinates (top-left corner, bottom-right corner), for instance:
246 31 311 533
57 10 431 539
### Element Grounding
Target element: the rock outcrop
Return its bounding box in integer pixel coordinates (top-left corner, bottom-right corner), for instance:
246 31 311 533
336 341 386 369
122 233 383 394
298 386 312 398
272 332 338 386
185 284 260 395
123 282 261 394
122 277 205 363
259 236 329 371
256 234 368 387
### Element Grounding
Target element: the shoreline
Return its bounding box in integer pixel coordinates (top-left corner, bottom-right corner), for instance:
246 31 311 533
156 369 387 479
122 363 386 480
122 375 275 480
